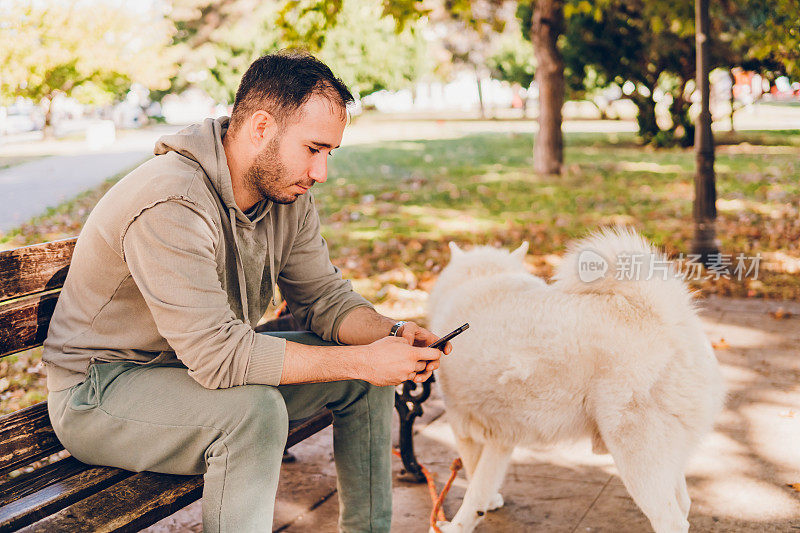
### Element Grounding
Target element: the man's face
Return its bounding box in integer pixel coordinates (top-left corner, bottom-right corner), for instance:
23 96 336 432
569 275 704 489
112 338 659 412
242 95 346 205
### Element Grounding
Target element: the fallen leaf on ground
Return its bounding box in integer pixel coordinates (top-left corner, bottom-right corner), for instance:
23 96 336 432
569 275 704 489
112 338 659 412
769 308 793 319
712 338 730 350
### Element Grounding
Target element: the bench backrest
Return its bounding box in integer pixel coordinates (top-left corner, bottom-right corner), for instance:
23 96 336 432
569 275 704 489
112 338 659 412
0 238 76 477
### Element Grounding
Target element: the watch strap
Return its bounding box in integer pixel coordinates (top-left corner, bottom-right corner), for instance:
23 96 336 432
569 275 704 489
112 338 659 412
389 320 406 337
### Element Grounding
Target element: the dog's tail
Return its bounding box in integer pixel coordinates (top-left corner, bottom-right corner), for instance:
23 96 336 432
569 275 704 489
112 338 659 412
552 226 696 323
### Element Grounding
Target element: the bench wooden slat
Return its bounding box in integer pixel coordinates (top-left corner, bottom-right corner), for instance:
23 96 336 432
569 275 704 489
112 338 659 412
0 456 126 508
0 458 133 531
0 239 75 302
0 293 59 359
13 409 333 532
0 408 332 530
286 408 333 447
17 471 204 533
0 402 63 477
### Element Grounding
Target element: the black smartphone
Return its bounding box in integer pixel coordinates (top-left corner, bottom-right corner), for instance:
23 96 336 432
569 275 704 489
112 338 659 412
428 323 469 351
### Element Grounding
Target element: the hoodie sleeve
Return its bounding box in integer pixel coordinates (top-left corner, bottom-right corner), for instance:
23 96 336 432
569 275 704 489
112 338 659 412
277 194 374 344
122 199 285 389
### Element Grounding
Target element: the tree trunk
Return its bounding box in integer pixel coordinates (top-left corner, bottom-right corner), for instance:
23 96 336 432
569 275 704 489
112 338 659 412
729 69 736 132
475 65 486 119
531 0 564 175
42 95 55 140
692 0 719 264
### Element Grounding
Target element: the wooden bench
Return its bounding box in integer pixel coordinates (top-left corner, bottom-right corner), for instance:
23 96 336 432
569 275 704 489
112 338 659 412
0 237 433 531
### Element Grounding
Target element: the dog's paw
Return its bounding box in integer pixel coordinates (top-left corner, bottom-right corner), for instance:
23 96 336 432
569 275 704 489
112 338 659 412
487 492 504 511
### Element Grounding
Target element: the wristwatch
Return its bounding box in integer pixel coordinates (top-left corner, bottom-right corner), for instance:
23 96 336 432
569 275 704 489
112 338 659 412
389 320 406 337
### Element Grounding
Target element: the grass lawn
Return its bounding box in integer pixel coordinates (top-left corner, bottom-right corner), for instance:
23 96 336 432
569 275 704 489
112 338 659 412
316 130 800 302
1 129 798 414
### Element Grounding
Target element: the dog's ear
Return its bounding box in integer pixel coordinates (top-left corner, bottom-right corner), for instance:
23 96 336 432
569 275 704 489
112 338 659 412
511 241 529 260
448 241 463 257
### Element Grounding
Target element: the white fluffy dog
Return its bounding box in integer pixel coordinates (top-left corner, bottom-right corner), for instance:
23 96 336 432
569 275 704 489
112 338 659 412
428 228 725 533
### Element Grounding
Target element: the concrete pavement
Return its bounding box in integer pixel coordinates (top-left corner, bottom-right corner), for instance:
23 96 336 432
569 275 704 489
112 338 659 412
143 295 800 532
0 125 183 232
0 151 152 231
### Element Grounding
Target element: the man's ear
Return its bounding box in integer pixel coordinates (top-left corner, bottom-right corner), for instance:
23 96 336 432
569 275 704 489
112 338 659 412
511 241 529 260
248 110 279 148
448 241 463 257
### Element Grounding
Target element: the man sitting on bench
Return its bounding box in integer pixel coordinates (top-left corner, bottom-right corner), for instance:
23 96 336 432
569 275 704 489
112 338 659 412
42 51 448 533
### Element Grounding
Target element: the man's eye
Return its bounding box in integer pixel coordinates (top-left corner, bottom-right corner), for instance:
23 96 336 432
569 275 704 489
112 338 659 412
308 146 319 154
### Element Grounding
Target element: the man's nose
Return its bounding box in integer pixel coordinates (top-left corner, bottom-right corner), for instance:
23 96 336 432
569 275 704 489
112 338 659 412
309 156 328 183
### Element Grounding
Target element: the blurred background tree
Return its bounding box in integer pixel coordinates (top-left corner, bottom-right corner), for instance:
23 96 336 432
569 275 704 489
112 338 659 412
487 31 536 114
161 0 282 104
162 0 431 103
561 0 800 147
315 0 433 98
0 0 176 136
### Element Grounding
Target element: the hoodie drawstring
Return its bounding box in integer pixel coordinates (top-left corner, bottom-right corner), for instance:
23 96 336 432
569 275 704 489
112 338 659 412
228 208 251 325
266 217 279 307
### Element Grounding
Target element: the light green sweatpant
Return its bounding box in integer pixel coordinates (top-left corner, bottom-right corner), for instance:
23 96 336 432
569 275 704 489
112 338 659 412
47 332 394 533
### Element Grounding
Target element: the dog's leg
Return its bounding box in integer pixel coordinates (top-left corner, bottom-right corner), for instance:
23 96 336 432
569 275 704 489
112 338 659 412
435 442 513 533
600 419 690 533
676 475 690 519
453 433 483 481
452 434 504 512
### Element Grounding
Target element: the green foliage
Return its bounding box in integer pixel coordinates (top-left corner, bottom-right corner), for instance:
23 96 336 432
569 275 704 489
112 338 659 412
723 0 800 77
165 0 432 102
0 0 175 108
486 31 536 89
168 2 283 104
277 0 344 51
317 0 432 96
381 0 432 32
558 0 800 146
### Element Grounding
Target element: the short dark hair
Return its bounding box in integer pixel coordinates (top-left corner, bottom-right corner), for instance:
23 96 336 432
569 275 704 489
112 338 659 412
229 50 354 134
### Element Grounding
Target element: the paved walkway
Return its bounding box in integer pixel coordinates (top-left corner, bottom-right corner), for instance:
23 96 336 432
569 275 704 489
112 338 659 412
0 151 152 231
0 125 184 232
143 295 800 532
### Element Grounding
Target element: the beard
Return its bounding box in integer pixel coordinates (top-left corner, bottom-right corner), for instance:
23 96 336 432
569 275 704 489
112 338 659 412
242 137 308 205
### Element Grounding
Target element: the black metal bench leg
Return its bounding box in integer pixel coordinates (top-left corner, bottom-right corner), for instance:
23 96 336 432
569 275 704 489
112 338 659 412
395 374 434 483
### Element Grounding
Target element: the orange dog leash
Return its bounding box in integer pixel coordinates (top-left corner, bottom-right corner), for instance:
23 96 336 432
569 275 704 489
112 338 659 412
392 449 463 532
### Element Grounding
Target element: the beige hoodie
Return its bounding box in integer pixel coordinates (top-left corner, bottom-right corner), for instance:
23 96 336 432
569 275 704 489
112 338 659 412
42 117 372 391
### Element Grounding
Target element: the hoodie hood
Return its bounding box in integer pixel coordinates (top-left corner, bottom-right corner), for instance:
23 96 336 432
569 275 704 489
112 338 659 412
154 116 269 225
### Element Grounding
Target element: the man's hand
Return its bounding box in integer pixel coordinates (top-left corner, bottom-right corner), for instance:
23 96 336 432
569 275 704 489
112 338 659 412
359 336 442 386
336 308 452 384
396 321 452 383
